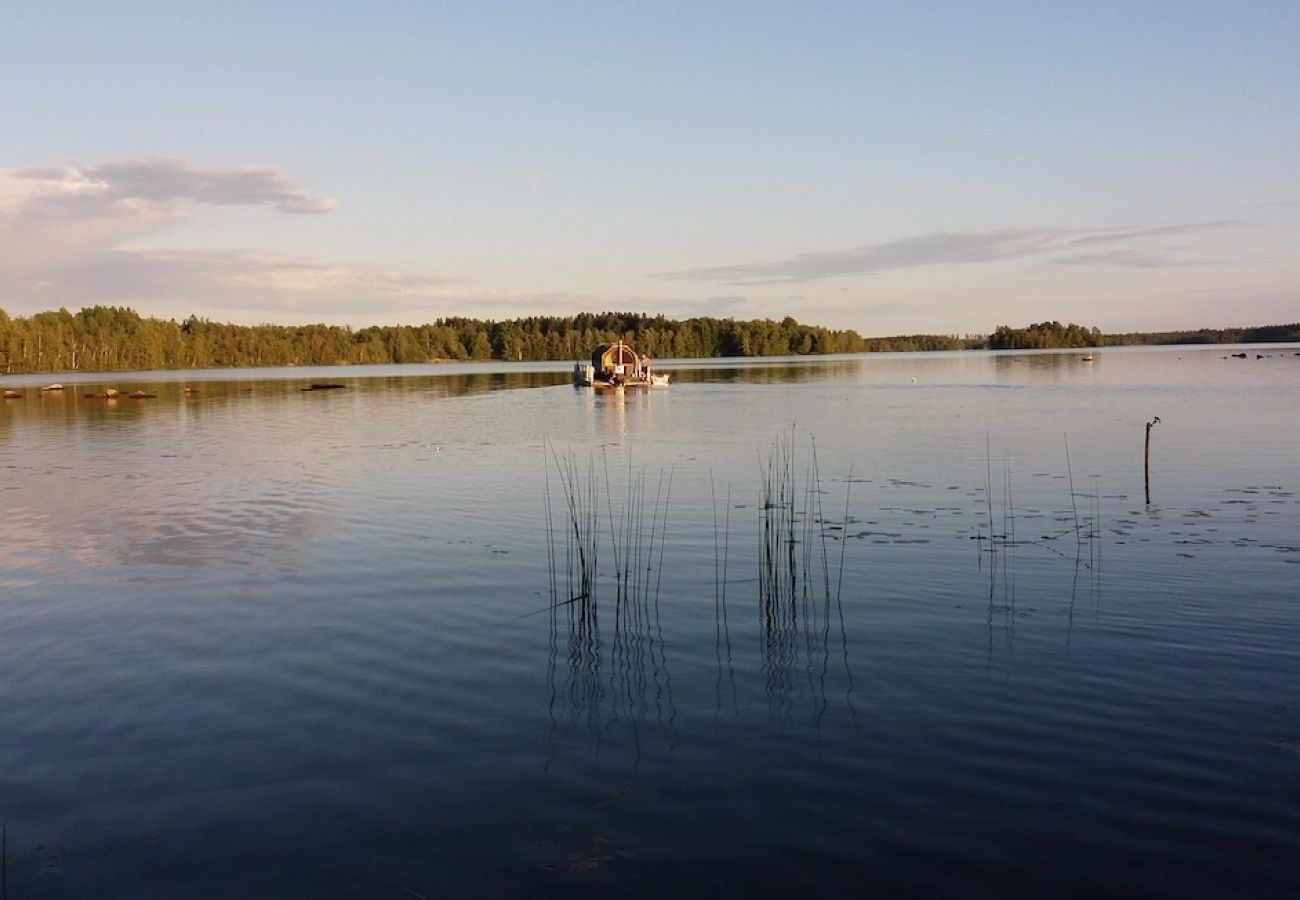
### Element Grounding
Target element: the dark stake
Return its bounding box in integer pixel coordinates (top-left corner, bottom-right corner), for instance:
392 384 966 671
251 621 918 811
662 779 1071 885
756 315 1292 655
1145 416 1161 504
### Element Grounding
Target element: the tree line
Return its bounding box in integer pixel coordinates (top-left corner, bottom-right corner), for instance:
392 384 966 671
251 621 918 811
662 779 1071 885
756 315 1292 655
1104 323 1300 345
988 320 1300 349
988 321 1105 350
2 305 1295 374
0 307 875 373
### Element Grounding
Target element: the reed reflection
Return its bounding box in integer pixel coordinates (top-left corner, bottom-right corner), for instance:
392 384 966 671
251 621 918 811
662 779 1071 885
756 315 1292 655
542 431 860 759
756 430 856 728
710 473 738 720
544 446 676 763
973 443 1104 660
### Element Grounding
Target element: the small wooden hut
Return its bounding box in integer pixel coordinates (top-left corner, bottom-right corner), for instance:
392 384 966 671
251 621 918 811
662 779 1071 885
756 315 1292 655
591 341 640 380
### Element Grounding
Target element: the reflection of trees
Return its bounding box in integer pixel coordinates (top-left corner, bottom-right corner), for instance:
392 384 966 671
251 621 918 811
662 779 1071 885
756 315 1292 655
669 360 865 385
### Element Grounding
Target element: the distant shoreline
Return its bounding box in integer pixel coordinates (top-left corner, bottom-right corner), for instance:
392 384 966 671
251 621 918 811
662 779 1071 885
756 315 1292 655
1 305 1297 376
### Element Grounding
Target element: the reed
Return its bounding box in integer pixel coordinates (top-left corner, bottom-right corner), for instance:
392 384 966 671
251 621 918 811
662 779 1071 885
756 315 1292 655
972 436 1105 659
543 430 860 733
1065 433 1081 547
543 444 676 739
545 442 598 614
711 471 737 716
756 429 854 720
986 432 997 546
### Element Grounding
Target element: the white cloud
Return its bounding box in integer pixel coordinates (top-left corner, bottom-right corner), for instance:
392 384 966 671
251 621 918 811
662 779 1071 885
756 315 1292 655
0 157 337 274
6 157 337 216
0 157 440 322
0 156 767 324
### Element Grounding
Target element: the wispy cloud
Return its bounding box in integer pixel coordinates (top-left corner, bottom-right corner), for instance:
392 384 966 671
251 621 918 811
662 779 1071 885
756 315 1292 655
0 246 469 322
654 221 1237 284
1063 221 1235 246
654 230 1064 284
0 242 748 325
1050 248 1217 268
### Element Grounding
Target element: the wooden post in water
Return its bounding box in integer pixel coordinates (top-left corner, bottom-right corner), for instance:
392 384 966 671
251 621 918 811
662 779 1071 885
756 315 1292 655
1145 416 1161 505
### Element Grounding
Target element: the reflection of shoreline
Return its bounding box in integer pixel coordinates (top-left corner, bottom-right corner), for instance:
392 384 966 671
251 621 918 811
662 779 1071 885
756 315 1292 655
0 370 571 410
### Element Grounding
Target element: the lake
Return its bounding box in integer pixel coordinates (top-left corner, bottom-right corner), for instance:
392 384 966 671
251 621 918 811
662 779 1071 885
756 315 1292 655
2 345 1298 898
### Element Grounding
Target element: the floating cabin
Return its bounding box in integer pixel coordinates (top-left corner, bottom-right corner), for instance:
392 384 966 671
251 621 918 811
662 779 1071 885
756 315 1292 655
573 340 669 388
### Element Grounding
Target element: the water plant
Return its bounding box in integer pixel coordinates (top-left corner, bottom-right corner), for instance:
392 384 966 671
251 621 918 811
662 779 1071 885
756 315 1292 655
543 443 675 746
755 429 855 723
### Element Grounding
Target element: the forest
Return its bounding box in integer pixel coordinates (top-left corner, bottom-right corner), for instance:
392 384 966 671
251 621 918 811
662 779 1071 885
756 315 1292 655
0 307 876 373
0 305 1296 374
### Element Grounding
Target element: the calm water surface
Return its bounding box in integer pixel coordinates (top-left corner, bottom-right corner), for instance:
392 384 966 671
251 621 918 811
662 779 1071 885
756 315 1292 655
2 346 1298 897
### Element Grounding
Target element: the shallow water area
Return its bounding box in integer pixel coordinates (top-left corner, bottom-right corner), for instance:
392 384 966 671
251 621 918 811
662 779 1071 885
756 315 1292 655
2 346 1299 897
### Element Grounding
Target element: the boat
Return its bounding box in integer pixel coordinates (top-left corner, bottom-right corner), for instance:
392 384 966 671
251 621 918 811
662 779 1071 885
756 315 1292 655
573 340 669 388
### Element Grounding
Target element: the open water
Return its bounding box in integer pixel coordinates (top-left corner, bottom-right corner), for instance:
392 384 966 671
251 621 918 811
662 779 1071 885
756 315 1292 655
1 345 1298 898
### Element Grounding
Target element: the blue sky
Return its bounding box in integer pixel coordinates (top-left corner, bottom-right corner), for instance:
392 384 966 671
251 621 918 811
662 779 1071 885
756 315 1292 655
2 0 1297 334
